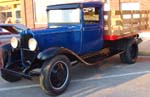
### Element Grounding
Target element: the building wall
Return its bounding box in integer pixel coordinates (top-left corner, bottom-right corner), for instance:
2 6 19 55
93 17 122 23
21 0 34 28
109 0 150 10
109 0 150 26
0 0 21 24
9 0 150 28
140 0 150 10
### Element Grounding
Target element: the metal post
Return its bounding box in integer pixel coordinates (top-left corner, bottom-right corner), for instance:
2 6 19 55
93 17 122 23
119 0 121 10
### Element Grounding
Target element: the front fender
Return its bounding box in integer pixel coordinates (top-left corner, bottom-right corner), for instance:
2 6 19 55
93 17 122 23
1 43 12 52
1 44 12 65
38 47 79 61
37 47 92 66
1 43 21 68
37 47 60 60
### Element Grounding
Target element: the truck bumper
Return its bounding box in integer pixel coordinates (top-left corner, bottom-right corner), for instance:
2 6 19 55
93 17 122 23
1 68 32 80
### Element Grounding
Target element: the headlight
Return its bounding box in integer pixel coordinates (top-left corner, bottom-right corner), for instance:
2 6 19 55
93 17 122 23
10 37 19 48
28 38 37 51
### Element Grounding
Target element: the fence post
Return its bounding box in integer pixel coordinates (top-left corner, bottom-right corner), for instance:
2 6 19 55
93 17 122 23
108 11 112 35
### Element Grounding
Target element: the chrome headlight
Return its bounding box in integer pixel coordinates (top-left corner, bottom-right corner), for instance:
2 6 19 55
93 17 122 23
10 37 19 48
28 38 37 51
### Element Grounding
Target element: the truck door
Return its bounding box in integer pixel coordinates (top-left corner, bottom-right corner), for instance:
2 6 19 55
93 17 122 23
81 7 103 54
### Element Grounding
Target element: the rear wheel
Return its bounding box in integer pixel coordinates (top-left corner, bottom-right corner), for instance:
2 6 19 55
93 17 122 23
120 39 138 64
40 55 71 96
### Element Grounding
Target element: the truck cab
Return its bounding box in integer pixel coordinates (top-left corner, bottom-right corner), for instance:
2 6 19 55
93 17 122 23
33 2 104 55
0 1 142 96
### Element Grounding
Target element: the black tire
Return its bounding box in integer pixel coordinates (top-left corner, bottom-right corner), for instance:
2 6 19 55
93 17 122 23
120 39 138 64
1 65 22 82
40 55 71 96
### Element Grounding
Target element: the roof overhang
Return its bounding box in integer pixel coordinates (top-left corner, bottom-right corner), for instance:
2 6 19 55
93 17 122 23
47 1 103 11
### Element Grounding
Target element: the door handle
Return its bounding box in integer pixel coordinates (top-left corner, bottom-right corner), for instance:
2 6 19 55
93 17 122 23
82 28 85 31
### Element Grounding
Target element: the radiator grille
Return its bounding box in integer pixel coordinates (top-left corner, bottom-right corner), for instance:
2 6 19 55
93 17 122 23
21 34 33 49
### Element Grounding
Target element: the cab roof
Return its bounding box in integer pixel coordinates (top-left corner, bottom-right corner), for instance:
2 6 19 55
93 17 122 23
47 1 103 10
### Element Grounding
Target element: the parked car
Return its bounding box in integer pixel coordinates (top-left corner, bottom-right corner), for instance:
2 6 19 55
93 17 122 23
0 24 23 67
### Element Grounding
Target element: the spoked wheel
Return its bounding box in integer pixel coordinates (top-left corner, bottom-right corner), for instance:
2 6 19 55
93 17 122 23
50 61 69 89
40 55 70 96
120 39 138 64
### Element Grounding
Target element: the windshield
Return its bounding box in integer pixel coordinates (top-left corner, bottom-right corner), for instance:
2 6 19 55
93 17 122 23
48 8 80 24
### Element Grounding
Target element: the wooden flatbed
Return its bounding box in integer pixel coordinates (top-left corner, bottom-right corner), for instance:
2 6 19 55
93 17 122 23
104 10 150 40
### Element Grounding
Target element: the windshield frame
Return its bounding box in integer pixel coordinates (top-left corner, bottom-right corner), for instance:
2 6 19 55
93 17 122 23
47 8 82 25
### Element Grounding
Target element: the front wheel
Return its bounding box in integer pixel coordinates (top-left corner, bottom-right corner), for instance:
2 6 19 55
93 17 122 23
40 55 71 96
120 39 138 64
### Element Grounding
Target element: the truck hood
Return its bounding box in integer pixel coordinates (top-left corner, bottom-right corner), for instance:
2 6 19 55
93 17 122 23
30 24 82 51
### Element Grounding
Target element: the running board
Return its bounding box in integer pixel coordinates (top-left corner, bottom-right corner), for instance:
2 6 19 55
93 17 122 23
80 49 123 66
85 50 122 63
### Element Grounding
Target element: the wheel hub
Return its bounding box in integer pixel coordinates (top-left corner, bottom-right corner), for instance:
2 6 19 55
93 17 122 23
50 61 68 89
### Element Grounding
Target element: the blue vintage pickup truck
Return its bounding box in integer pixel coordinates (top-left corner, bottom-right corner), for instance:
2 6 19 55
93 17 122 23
0 1 143 96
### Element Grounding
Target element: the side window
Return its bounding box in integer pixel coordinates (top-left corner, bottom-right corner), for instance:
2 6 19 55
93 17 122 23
83 7 100 24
